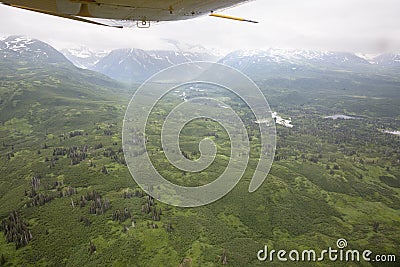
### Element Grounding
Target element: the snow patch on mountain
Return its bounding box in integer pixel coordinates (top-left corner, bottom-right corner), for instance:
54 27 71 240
162 38 225 58
355 53 380 64
3 36 36 53
61 46 109 69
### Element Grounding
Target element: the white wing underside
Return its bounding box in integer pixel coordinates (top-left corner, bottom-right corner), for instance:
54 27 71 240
2 0 251 21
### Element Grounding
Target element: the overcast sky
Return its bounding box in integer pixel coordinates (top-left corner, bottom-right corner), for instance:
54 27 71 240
1 0 400 54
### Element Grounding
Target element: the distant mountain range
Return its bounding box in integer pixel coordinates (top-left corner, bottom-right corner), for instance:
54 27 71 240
61 43 400 83
218 49 400 80
220 49 372 73
1 35 400 84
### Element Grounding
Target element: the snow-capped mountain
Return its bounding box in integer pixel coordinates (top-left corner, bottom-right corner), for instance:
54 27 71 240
220 48 371 70
2 35 399 84
0 35 70 65
162 38 225 57
61 46 109 69
92 48 219 83
216 48 400 80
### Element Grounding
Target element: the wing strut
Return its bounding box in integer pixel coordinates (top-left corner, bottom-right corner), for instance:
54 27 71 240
209 13 258 23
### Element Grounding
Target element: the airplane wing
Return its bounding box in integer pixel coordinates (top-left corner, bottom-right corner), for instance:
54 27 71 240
1 0 257 27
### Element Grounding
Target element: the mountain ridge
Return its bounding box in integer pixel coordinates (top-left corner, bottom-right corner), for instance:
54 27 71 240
90 47 220 83
63 45 400 83
0 35 129 125
2 35 400 84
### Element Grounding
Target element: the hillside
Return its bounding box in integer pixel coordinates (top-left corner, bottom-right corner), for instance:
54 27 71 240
0 36 129 125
